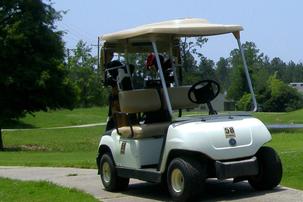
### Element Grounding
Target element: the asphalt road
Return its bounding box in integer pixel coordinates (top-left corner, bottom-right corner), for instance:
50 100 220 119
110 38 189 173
0 166 302 202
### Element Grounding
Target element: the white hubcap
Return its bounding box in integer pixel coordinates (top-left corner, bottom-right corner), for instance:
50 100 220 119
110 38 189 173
171 168 184 193
102 162 111 183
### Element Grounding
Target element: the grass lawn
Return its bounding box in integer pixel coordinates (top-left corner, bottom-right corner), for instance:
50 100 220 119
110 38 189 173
267 129 303 190
253 108 303 124
3 107 108 129
0 107 303 191
0 126 104 168
0 177 98 202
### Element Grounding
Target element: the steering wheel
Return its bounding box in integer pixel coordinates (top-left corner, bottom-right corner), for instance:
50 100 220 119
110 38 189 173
188 80 220 104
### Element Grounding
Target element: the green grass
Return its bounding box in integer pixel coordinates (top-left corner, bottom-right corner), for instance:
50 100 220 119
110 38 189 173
3 107 108 129
0 177 98 202
253 108 303 124
1 107 303 191
0 126 104 168
0 152 97 168
267 130 303 190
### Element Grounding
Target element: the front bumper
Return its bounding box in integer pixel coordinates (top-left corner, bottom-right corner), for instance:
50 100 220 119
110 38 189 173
215 157 258 180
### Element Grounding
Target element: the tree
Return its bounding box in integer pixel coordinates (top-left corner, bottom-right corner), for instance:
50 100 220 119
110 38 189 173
227 42 264 101
0 0 77 150
197 56 216 80
215 57 231 91
68 40 108 107
68 40 107 107
179 37 208 72
179 37 208 85
260 74 303 112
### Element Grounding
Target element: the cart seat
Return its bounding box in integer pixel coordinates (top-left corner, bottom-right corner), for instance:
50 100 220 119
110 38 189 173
167 86 199 109
117 89 170 139
117 122 170 138
119 89 161 113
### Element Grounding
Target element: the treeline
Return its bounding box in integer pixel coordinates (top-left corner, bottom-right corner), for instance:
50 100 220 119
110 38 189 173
181 41 303 112
68 39 303 112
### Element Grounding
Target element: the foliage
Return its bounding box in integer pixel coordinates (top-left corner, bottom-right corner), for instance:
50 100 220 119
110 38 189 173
215 57 231 91
227 42 263 100
179 37 208 72
0 178 98 202
0 0 77 150
260 74 303 112
225 41 303 112
68 40 109 107
179 37 208 84
198 55 216 80
236 93 252 111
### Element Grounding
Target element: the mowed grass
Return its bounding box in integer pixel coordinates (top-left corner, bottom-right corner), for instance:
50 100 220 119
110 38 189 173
3 107 108 129
253 108 303 124
1 107 303 190
0 178 98 202
267 130 303 190
0 126 104 168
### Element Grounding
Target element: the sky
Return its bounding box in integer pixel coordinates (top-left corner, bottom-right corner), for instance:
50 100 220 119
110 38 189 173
52 0 303 63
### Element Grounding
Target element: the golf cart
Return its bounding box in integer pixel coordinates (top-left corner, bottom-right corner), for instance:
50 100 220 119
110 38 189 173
96 18 282 201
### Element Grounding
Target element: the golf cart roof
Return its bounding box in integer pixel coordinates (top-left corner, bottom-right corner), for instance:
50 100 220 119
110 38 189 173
101 18 243 43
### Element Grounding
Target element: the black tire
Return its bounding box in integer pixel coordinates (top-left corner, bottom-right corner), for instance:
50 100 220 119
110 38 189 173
100 153 129 191
167 157 206 202
249 146 282 190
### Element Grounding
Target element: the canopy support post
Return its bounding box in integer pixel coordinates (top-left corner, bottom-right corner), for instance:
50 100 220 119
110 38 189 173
234 32 258 112
152 41 173 116
169 38 179 87
124 39 134 89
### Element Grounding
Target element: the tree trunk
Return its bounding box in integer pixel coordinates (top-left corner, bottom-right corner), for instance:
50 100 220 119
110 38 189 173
0 127 3 151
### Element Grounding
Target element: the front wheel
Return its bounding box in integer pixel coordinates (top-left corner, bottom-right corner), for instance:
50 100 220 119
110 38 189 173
100 153 129 191
248 146 282 190
167 157 206 202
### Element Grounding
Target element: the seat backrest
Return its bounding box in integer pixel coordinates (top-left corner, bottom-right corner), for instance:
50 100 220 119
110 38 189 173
167 86 198 110
119 89 161 113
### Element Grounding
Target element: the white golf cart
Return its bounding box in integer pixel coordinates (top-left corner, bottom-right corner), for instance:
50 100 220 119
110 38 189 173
96 18 282 201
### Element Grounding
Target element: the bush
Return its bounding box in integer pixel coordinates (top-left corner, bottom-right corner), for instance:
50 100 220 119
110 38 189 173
236 93 252 111
260 75 303 112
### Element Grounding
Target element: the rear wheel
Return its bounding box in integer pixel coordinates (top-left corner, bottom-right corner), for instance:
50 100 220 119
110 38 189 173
100 153 129 191
249 146 282 190
167 157 206 202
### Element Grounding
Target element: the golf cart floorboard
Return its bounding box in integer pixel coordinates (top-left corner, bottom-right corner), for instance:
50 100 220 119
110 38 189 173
116 166 161 183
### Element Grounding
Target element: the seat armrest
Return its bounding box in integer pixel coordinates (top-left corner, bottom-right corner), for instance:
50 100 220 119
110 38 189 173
113 112 134 137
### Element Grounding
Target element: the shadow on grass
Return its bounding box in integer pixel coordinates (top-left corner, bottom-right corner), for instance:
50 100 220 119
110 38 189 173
2 120 36 129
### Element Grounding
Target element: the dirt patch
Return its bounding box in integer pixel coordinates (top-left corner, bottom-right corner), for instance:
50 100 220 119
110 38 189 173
5 144 49 151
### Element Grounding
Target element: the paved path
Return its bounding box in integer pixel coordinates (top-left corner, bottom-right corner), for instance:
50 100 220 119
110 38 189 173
267 124 303 130
0 166 302 202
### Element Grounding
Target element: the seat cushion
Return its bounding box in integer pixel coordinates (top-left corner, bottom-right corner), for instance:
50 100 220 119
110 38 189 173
119 89 161 113
167 86 199 109
118 122 170 139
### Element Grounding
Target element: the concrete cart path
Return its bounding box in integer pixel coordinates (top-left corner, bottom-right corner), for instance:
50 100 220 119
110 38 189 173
0 166 302 202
